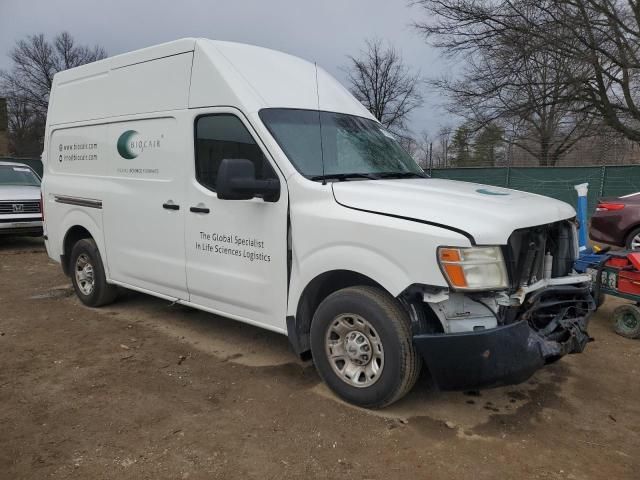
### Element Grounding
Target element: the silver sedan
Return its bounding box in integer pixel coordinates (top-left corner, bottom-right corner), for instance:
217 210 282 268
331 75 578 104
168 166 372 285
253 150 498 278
0 161 43 237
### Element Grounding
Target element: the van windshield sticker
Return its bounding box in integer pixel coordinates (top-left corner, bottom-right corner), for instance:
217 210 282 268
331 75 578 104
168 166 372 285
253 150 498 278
13 167 31 172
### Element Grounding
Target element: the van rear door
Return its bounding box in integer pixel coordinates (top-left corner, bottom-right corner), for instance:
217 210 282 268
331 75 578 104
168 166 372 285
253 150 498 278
185 109 288 332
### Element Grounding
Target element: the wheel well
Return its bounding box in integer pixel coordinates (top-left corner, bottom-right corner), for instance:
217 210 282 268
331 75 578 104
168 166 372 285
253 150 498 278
61 226 93 276
288 270 385 359
624 224 640 245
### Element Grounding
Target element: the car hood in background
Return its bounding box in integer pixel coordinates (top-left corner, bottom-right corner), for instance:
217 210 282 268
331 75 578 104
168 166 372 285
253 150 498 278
0 185 41 201
332 178 576 245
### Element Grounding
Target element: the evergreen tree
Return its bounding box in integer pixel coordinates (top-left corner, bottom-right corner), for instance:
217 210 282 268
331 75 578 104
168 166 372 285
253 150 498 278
473 124 503 166
450 124 473 167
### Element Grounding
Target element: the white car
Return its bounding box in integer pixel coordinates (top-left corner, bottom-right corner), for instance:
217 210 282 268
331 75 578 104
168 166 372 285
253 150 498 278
41 39 594 408
0 161 43 237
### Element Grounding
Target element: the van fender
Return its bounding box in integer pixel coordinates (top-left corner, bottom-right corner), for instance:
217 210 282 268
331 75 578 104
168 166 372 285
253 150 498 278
58 208 108 274
288 244 412 317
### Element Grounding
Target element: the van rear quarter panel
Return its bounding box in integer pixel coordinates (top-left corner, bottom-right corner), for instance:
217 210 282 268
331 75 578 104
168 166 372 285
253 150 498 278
45 124 109 266
45 46 194 272
45 113 189 288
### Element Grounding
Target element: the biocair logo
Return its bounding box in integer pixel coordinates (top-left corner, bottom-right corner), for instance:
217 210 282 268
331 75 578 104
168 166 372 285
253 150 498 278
117 130 163 159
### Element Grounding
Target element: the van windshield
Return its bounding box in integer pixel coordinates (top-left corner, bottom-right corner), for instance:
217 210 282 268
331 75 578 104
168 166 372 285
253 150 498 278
259 109 425 181
0 165 40 186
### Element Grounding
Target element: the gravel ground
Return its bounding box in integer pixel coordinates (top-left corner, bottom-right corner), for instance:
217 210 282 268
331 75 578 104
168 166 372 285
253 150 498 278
1 237 639 479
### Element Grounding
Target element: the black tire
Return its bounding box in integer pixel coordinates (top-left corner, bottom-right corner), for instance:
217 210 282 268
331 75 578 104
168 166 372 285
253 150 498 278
69 238 118 307
595 291 606 308
613 304 640 339
310 286 421 408
625 227 640 250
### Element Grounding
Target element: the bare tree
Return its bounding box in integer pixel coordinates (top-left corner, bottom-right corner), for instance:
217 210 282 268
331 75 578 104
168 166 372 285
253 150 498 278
433 125 453 167
535 1 640 142
413 0 595 166
413 0 640 149
414 130 433 168
0 32 106 155
345 38 424 135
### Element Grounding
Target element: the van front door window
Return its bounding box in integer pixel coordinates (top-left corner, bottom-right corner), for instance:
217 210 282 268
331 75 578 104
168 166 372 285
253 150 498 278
195 114 276 191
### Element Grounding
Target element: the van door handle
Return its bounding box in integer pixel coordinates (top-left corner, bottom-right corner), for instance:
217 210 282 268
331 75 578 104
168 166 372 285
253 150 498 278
163 202 180 210
190 206 210 214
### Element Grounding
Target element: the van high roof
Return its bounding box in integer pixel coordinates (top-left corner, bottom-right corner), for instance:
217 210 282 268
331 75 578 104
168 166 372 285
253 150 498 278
47 38 373 126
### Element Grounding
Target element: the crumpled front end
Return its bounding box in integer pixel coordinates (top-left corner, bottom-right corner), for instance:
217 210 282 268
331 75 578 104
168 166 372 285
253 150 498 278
411 220 595 391
521 285 593 360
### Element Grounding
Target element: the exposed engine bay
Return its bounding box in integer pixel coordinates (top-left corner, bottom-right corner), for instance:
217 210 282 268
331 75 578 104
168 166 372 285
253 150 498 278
410 220 595 390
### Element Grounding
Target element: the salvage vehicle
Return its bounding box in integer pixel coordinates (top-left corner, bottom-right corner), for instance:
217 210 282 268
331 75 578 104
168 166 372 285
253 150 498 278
0 161 43 237
41 39 595 408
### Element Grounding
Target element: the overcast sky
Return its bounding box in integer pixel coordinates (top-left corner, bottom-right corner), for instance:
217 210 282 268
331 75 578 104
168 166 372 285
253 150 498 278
0 0 457 135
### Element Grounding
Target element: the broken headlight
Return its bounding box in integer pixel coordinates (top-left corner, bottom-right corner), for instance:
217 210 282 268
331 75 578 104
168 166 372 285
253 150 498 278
438 246 508 291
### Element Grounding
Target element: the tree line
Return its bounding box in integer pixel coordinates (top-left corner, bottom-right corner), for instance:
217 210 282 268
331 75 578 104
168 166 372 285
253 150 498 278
350 0 640 167
2 2 639 166
413 0 640 167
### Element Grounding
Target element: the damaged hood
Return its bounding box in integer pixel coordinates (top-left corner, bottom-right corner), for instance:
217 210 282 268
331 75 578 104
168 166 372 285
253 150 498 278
332 178 576 245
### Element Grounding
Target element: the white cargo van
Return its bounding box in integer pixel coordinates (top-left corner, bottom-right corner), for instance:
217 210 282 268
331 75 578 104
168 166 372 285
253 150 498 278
42 39 594 408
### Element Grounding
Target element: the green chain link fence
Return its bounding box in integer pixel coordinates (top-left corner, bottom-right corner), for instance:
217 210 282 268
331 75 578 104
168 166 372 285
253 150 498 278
430 165 640 217
4 157 640 219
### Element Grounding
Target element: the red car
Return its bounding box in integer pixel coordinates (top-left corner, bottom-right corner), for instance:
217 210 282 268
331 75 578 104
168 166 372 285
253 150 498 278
590 193 640 249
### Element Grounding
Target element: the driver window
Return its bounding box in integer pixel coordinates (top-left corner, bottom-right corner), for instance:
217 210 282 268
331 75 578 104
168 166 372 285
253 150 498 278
195 114 275 191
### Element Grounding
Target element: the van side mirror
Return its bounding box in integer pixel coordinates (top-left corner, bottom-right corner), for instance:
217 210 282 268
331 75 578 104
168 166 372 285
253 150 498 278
216 158 280 202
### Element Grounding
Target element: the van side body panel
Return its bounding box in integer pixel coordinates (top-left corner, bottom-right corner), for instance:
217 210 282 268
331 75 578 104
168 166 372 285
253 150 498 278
45 44 196 299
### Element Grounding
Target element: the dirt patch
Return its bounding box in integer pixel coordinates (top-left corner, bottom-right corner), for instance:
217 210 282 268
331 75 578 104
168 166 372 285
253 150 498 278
1 238 639 479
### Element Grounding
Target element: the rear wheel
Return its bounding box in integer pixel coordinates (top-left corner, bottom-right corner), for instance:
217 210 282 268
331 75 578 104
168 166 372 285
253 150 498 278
70 238 118 307
613 304 640 339
310 286 421 408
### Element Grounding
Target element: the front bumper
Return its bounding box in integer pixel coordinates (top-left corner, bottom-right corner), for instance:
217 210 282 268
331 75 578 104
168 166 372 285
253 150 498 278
0 218 43 236
414 286 593 390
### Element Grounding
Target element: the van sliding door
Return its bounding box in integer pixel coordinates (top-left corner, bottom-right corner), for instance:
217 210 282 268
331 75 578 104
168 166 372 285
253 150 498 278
103 117 188 299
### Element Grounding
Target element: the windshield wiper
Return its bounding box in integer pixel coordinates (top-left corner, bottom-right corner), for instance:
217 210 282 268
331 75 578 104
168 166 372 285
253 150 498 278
309 172 380 182
375 171 427 179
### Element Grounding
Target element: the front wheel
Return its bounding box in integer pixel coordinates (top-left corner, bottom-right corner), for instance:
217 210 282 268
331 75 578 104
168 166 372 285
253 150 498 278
625 227 640 250
310 286 421 408
70 238 118 307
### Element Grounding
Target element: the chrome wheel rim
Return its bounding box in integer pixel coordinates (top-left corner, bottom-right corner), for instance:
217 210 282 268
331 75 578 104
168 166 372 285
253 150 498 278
631 234 640 250
325 314 384 388
75 253 95 296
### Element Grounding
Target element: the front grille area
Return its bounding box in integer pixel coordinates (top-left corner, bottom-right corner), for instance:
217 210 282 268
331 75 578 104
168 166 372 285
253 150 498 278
501 220 594 357
505 220 576 288
0 200 41 215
